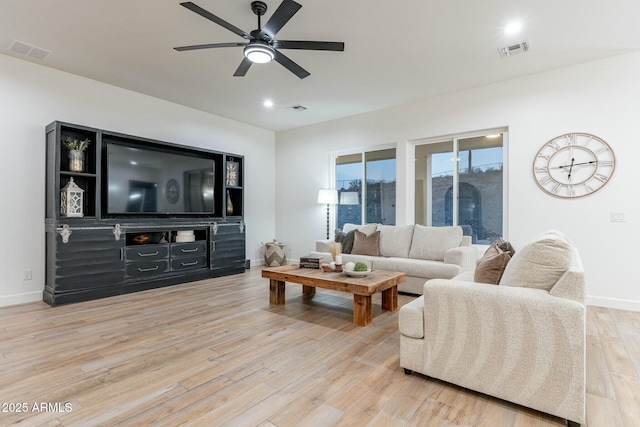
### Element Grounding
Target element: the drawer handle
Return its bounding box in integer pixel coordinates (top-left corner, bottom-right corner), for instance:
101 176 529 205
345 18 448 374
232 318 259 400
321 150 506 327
181 261 199 267
180 248 199 253
138 251 159 257
138 266 160 272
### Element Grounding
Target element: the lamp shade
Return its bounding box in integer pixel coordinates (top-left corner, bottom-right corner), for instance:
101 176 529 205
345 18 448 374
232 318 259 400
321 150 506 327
340 191 359 205
317 189 338 205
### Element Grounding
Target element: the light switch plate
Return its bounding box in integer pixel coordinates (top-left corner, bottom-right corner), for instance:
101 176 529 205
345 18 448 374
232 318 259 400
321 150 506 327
611 211 626 222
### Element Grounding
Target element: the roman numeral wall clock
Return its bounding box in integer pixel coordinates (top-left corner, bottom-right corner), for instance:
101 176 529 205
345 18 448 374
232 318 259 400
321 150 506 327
532 133 615 198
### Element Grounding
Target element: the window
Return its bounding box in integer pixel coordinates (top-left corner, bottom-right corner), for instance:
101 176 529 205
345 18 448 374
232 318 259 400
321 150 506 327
335 148 396 229
415 133 505 243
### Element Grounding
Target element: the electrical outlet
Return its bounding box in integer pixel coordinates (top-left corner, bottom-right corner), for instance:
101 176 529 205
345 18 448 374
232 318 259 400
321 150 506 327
611 211 626 223
23 269 32 280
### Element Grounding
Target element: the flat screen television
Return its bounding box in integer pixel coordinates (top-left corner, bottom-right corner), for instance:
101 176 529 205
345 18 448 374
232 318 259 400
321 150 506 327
103 140 218 217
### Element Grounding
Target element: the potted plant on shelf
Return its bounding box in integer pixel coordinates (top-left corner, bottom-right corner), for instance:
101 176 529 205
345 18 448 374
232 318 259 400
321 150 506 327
63 137 90 172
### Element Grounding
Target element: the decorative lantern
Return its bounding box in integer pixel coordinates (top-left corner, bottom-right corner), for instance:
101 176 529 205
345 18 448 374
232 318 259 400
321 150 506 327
60 177 84 217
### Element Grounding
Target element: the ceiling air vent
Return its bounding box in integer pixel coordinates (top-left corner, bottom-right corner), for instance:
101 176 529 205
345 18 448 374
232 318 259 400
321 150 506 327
290 105 307 112
10 39 52 60
498 41 530 58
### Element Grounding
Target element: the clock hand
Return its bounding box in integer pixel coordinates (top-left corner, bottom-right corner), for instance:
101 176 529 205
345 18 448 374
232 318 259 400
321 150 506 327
570 160 597 167
567 158 575 181
551 160 597 169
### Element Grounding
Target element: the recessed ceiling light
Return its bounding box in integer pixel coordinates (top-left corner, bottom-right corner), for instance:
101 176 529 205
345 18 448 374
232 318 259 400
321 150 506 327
504 22 522 34
263 100 274 108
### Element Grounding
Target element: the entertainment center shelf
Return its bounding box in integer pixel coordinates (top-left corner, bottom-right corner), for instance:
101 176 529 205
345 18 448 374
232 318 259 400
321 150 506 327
44 121 246 306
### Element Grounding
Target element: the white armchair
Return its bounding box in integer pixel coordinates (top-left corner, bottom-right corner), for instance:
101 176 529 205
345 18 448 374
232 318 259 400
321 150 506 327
400 231 585 426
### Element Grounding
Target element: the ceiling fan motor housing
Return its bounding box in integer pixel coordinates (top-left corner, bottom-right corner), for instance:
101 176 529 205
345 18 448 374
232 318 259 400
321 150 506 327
251 1 268 16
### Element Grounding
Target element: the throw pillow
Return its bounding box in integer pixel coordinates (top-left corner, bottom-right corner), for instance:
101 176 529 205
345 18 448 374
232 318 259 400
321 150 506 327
335 229 356 254
496 238 516 257
351 230 381 256
499 230 574 291
408 225 463 261
474 240 513 284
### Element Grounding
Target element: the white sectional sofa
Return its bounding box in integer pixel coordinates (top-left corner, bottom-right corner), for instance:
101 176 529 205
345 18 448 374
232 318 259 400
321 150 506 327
312 223 478 294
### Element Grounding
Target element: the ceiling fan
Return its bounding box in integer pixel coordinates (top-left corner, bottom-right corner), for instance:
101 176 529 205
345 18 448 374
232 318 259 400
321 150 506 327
174 0 345 79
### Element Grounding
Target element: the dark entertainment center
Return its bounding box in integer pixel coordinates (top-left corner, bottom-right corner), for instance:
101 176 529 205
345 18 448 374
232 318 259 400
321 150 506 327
44 121 246 306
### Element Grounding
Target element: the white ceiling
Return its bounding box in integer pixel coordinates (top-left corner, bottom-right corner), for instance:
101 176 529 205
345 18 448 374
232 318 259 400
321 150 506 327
2 0 639 132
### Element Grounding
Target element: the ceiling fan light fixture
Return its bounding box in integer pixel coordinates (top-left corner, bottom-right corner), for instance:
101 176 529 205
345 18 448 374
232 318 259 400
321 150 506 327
244 43 274 63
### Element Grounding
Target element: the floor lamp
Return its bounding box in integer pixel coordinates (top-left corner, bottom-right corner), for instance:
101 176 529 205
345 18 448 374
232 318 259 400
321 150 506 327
317 189 338 239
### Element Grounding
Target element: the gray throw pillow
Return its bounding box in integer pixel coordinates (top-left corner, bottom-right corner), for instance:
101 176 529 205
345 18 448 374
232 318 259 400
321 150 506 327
335 229 355 254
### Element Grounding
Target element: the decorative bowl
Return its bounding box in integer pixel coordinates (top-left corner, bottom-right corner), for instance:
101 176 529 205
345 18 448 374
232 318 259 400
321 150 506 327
344 269 371 277
132 234 150 244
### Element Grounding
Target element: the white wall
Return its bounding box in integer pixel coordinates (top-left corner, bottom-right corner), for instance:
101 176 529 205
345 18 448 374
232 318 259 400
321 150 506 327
276 51 640 311
0 53 276 306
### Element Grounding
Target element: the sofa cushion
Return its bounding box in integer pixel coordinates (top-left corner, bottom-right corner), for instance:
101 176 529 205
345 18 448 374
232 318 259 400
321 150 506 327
474 240 512 285
409 225 463 262
374 257 461 279
377 224 414 258
343 223 377 236
399 296 425 338
500 230 574 291
351 230 381 256
335 229 356 254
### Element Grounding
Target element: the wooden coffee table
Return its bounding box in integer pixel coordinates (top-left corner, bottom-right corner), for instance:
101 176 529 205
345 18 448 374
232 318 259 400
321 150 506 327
262 265 406 326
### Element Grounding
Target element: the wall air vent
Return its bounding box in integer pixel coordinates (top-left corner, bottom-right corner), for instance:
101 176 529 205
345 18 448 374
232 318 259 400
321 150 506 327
290 104 307 112
498 41 531 58
10 39 52 60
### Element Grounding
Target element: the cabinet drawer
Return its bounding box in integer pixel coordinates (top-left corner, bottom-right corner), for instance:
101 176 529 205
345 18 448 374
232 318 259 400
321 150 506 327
126 260 170 277
171 241 207 258
212 223 244 237
171 255 207 271
125 244 169 261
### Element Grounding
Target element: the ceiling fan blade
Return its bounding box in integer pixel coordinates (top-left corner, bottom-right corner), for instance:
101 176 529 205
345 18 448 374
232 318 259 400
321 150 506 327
180 2 251 40
174 42 247 52
233 57 253 77
273 50 310 79
258 0 302 40
274 40 345 51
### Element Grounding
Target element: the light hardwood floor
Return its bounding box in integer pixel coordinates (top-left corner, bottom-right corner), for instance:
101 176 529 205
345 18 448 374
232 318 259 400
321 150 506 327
0 268 638 426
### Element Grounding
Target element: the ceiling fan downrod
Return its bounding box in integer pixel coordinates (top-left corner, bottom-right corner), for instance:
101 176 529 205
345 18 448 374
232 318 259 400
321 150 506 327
251 1 268 30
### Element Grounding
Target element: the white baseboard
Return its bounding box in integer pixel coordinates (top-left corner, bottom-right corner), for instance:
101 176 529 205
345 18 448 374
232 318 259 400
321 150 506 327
0 291 43 307
586 295 640 312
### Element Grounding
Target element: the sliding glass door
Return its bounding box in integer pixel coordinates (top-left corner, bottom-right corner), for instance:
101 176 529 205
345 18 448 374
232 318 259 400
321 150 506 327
415 133 504 243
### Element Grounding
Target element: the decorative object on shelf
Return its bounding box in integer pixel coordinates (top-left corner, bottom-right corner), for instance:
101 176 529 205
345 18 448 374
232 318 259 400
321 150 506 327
132 234 151 244
226 189 234 215
165 178 180 204
175 230 195 243
533 133 616 198
113 224 122 241
57 224 73 244
263 239 287 267
62 136 90 172
159 232 168 243
60 177 84 217
226 159 239 186
317 189 338 239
